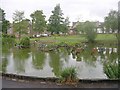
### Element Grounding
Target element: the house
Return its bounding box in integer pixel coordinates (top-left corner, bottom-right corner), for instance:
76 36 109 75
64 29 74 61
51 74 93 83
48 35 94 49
68 21 79 35
68 21 105 35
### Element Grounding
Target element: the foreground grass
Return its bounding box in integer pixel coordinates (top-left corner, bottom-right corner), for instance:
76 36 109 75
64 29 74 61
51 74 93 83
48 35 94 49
30 34 117 45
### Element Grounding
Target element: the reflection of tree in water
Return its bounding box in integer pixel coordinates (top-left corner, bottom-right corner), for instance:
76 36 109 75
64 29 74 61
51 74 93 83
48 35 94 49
2 45 12 57
0 58 8 73
59 47 69 62
78 43 97 67
32 51 45 69
2 45 11 73
13 48 30 73
49 52 62 77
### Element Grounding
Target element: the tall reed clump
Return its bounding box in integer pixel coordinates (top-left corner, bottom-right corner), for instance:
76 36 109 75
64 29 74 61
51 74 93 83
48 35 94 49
60 67 78 84
104 63 119 79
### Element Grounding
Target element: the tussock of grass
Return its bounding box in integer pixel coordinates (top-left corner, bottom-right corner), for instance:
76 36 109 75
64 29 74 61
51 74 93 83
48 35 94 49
60 67 78 84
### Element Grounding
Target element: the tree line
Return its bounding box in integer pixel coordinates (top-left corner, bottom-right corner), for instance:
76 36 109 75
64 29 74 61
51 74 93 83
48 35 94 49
0 4 119 39
1 4 70 39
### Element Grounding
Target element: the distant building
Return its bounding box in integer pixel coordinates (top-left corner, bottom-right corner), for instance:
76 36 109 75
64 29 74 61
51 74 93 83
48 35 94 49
68 21 79 35
69 21 105 34
93 21 104 33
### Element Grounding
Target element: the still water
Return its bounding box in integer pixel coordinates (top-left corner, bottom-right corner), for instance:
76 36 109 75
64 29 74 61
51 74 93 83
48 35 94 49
2 44 118 79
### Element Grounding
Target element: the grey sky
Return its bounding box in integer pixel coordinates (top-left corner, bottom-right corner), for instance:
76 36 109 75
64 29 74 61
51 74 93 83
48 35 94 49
1 0 119 23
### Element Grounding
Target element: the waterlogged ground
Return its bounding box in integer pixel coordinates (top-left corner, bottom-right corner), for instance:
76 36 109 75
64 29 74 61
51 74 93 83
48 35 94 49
1 43 118 79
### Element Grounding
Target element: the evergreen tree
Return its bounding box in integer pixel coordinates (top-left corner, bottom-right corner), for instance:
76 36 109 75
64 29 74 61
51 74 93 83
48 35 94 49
0 8 10 34
48 4 64 34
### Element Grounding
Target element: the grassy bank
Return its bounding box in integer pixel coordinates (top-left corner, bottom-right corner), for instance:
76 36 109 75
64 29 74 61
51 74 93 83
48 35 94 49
30 34 117 46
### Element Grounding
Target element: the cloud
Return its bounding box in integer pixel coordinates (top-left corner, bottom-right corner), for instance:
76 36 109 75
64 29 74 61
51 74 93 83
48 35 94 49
1 0 119 23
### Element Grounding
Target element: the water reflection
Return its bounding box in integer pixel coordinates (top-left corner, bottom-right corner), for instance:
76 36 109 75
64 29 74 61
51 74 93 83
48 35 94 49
13 48 30 73
49 51 62 77
32 51 45 69
1 58 8 73
2 45 11 57
1 44 119 79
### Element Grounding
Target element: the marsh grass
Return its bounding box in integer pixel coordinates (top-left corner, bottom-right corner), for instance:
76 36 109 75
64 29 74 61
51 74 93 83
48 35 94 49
59 67 78 84
104 63 119 79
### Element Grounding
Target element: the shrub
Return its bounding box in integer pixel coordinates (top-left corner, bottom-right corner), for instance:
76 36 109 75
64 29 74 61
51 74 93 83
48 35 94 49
19 36 30 48
84 21 97 43
2 34 15 46
60 67 77 84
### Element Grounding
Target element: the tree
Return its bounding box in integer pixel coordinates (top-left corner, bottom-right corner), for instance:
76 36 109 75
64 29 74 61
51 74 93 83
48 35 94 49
84 21 97 43
21 19 30 34
48 4 64 34
104 10 118 33
30 10 46 35
0 8 10 34
61 17 70 34
76 21 97 42
13 10 25 39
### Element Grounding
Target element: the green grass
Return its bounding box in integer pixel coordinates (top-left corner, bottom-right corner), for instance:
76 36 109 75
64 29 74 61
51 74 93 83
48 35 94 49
96 34 117 41
30 34 117 46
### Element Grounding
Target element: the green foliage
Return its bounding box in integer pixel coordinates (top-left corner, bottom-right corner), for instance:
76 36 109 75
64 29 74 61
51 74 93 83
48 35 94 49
13 10 26 39
84 21 97 42
2 34 15 38
104 63 119 79
30 10 46 34
61 17 70 33
48 4 65 34
77 21 97 42
104 10 118 33
60 67 77 83
0 8 10 34
19 36 30 48
13 19 30 37
2 34 15 46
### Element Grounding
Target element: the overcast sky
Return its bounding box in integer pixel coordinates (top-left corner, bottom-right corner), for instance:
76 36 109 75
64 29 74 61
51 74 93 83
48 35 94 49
1 0 119 24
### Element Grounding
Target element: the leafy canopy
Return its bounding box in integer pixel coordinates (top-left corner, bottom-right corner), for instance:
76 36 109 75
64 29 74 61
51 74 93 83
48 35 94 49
30 10 46 34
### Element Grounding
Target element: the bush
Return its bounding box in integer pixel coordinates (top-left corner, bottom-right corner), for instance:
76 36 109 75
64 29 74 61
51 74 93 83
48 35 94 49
2 34 15 46
2 34 15 38
19 36 30 48
84 21 97 43
60 67 77 84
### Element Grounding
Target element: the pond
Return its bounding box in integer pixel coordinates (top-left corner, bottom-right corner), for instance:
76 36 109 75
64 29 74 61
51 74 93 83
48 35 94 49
1 43 119 79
